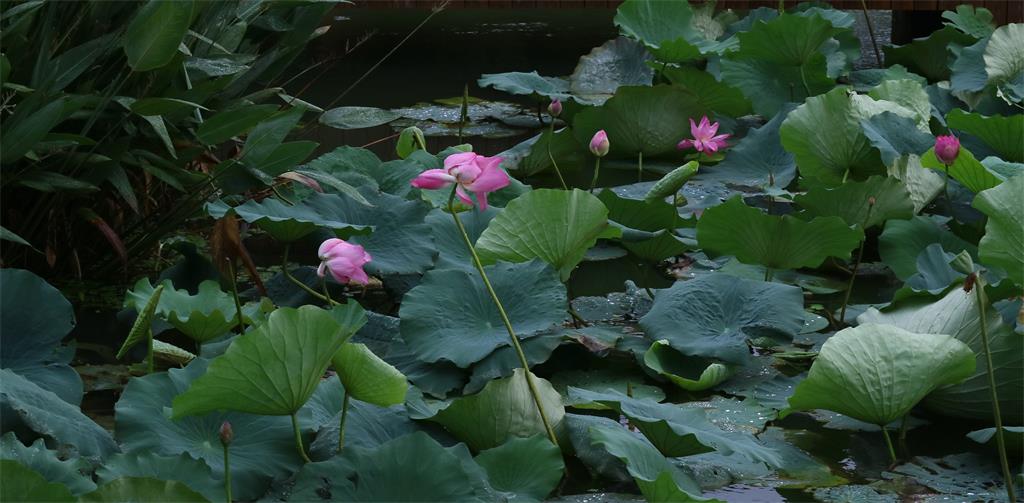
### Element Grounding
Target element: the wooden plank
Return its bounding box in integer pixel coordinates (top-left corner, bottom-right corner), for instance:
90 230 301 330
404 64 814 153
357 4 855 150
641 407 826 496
1009 0 1024 23
985 0 1009 25
936 0 961 12
891 0 917 10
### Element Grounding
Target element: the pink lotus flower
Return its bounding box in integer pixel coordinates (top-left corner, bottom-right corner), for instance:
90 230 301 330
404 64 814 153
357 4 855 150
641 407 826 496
410 152 510 210
590 130 609 157
548 99 562 117
935 135 960 165
317 238 372 285
677 116 729 154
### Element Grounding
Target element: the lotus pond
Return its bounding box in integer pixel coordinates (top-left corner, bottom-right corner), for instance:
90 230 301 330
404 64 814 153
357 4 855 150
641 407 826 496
1 0 1022 502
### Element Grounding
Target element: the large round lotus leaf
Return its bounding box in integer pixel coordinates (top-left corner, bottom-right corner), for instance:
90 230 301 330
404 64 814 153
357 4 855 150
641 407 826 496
569 37 654 104
95 452 221 502
858 287 1023 422
430 369 565 451
332 342 407 407
319 106 399 130
0 433 95 495
613 0 711 63
885 154 945 214
643 340 731 391
719 13 840 116
867 79 931 129
888 453 1011 501
205 193 371 243
0 269 81 405
587 424 707 502
0 368 117 460
173 304 365 417
878 215 976 280
426 206 499 271
399 260 565 367
920 146 1001 193
640 274 805 364
783 323 976 426
464 330 564 395
974 175 1024 287
794 175 915 229
477 71 571 101
572 85 709 157
79 477 209 502
860 112 936 166
700 106 796 190
124 279 239 343
696 197 863 271
474 435 564 501
947 109 1023 163
983 23 1024 100
780 88 886 187
476 189 616 282
0 459 74 502
519 128 589 178
597 190 689 262
663 66 752 117
883 26 975 82
115 359 305 500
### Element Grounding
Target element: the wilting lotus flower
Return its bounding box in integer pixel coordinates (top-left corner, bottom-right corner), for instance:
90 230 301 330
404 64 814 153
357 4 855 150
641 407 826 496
410 152 510 210
677 116 730 154
935 135 960 165
548 99 562 117
590 130 609 157
317 238 372 285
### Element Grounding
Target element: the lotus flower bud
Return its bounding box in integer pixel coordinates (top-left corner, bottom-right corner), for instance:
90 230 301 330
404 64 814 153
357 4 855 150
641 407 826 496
934 135 960 165
219 421 233 446
589 130 609 157
548 99 562 118
868 196 876 206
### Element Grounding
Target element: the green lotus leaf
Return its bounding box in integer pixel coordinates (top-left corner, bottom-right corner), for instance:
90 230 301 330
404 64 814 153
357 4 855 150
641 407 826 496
780 88 887 186
858 286 1023 422
399 260 565 368
519 128 589 178
94 452 221 502
332 342 407 407
0 269 82 405
640 274 804 364
696 197 863 271
721 12 844 116
643 340 731 391
902 244 967 294
878 215 976 280
205 192 371 243
0 459 75 502
662 66 752 117
598 190 689 262
551 368 666 407
783 323 975 426
319 106 400 130
477 71 571 101
562 414 631 482
476 189 617 281
79 477 209 502
151 340 197 365
474 435 565 501
982 23 1024 101
888 453 1010 501
0 433 96 495
885 154 945 213
569 37 654 104
943 5 995 39
949 36 990 94
430 368 565 451
614 0 708 63
920 145 1002 193
947 109 1023 163
860 112 935 166
975 174 1024 287
426 206 499 271
645 161 698 203
883 25 976 82
570 388 781 465
572 85 710 157
587 424 709 502
867 79 931 129
117 284 164 359
700 106 797 190
124 279 237 343
794 175 915 229
0 369 116 460
967 427 1024 453
300 146 409 199
173 303 365 417
115 359 306 500
465 330 564 395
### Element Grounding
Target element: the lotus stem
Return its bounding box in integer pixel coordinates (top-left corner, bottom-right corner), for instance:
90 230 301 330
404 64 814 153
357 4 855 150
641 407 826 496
589 157 602 194
291 413 311 463
458 83 469 143
839 201 875 325
547 122 568 190
764 267 774 282
447 187 560 447
321 277 337 307
943 165 953 215
225 259 245 334
859 0 883 67
898 414 909 458
222 444 232 503
881 427 897 464
282 244 332 304
637 151 643 183
973 277 1016 502
338 391 350 453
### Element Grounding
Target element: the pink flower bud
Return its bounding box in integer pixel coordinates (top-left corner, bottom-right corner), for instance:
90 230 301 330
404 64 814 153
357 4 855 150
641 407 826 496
589 130 610 157
219 421 233 446
934 135 960 165
548 99 562 118
317 238 372 285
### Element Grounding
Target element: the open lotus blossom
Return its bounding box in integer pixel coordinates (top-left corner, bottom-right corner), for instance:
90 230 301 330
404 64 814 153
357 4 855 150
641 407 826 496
677 116 730 154
934 135 960 165
589 130 610 157
410 152 510 210
317 238 372 285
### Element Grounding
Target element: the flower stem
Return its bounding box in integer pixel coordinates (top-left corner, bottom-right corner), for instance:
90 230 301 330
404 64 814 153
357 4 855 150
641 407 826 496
974 280 1016 503
225 259 245 334
282 244 332 304
589 157 602 194
446 187 560 447
338 391 350 453
291 413 311 463
637 151 643 183
321 276 337 306
547 122 568 190
839 202 875 325
859 0 883 67
881 427 897 464
222 444 232 503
